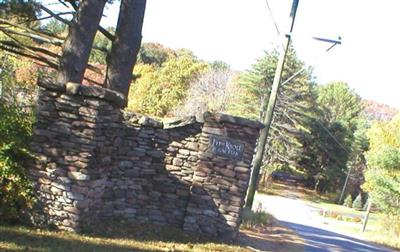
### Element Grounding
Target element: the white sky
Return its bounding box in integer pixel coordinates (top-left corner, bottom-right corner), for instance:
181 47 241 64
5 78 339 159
61 0 400 108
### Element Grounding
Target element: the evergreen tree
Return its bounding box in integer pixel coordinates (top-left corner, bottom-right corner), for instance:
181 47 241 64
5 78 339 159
343 194 353 208
298 82 364 192
228 47 315 172
352 193 363 210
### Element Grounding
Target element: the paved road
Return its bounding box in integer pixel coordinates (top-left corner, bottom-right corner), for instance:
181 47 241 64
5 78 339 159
254 193 396 252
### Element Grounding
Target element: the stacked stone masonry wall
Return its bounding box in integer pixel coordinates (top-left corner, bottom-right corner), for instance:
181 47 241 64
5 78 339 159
30 79 263 239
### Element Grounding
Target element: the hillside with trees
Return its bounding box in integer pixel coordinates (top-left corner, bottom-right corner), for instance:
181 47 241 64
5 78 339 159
363 100 399 122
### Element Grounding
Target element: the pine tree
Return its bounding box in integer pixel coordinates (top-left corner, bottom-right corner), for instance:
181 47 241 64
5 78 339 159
227 47 315 171
343 194 353 208
352 194 363 210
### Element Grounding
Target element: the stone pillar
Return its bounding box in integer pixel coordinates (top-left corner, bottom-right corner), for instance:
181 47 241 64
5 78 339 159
30 79 125 231
183 112 263 239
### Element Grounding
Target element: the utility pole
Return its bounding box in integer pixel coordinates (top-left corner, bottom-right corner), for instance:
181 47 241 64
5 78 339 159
362 198 372 232
245 0 300 209
338 165 352 204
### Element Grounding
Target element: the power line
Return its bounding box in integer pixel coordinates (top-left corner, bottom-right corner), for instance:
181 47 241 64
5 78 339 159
315 120 351 154
265 0 281 36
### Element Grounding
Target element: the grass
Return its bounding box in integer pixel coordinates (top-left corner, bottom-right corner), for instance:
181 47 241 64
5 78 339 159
315 204 400 250
324 214 400 249
240 209 305 252
0 199 306 252
0 224 251 252
313 201 400 249
312 201 366 217
241 208 272 230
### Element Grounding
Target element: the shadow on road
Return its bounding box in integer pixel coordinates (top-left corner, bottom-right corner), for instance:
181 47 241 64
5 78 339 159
280 221 394 252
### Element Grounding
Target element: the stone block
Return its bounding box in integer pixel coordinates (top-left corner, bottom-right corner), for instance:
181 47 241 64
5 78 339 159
65 82 80 95
172 158 183 166
203 210 218 217
147 150 164 158
185 142 199 151
234 166 249 173
219 169 236 178
37 77 65 91
220 205 240 213
202 127 225 135
66 192 84 201
67 172 90 181
139 116 163 128
64 206 80 215
184 216 197 223
178 149 190 156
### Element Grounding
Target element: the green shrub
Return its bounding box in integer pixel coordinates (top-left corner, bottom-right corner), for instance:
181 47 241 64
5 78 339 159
352 194 363 210
343 194 353 208
381 215 400 237
0 100 34 223
241 208 271 229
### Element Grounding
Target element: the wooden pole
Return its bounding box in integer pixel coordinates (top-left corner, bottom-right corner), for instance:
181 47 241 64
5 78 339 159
245 0 300 209
338 165 352 204
362 198 372 232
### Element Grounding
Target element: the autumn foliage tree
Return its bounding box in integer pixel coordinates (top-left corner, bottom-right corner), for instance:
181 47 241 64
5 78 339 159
127 48 209 117
174 68 237 118
363 115 400 235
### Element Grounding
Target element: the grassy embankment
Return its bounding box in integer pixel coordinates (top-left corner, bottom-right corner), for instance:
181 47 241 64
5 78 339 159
310 201 399 249
0 224 249 252
0 209 306 252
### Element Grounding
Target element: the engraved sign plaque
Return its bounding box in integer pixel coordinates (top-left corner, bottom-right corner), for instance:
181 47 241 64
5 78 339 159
209 136 245 160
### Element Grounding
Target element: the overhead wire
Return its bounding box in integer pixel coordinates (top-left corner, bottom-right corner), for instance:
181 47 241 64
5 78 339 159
261 0 350 178
283 32 351 155
265 0 281 36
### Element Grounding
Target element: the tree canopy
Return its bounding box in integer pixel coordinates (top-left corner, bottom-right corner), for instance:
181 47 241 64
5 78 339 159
127 47 209 117
364 115 400 218
228 47 315 172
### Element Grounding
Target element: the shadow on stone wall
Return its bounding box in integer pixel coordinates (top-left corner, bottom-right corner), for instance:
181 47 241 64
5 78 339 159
30 79 262 240
97 119 203 228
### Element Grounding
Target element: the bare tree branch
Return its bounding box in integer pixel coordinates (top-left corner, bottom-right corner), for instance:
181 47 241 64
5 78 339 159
39 5 71 25
0 18 61 41
39 4 114 41
17 11 73 26
0 27 63 46
0 42 102 86
0 44 59 69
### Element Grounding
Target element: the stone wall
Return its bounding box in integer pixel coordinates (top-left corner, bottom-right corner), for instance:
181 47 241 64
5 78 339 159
30 79 262 239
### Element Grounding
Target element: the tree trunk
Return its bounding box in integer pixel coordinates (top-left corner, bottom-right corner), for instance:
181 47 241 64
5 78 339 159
104 0 147 99
314 178 320 192
57 0 107 85
261 171 267 186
